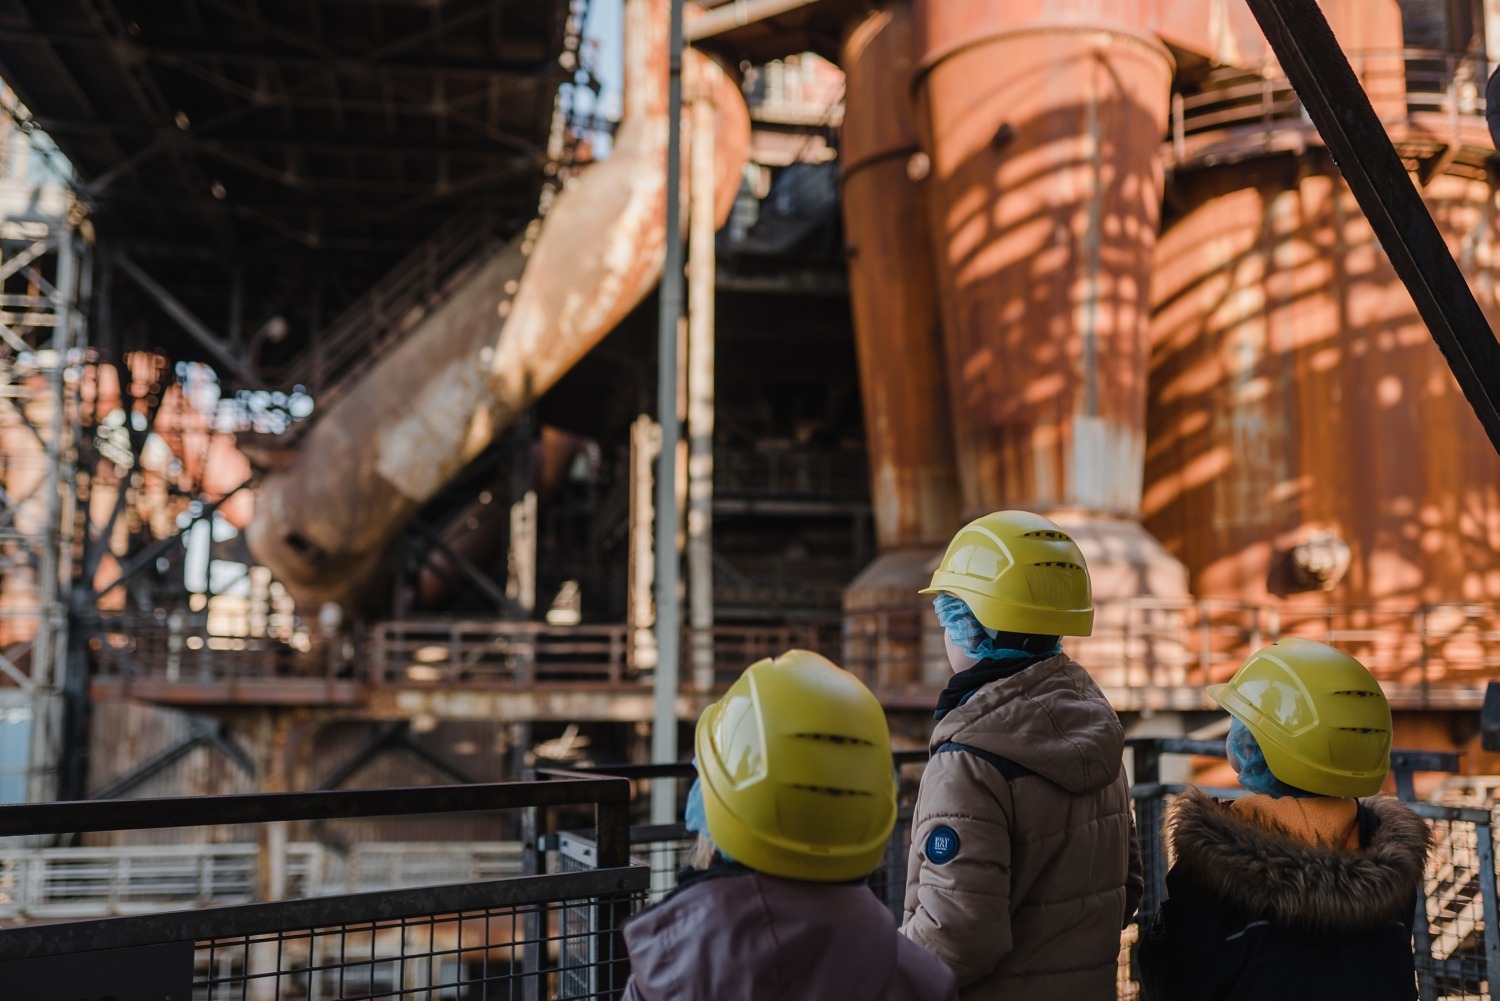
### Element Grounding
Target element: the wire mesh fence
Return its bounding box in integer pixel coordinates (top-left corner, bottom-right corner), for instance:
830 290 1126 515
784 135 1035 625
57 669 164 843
0 780 645 1001
190 890 643 1001
1410 802 1500 1001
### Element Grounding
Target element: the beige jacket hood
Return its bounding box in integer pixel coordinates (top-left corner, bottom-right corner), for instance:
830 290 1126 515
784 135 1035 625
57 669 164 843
930 652 1125 793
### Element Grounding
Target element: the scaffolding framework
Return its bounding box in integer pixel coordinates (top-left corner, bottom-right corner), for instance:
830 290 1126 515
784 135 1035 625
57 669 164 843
0 114 84 806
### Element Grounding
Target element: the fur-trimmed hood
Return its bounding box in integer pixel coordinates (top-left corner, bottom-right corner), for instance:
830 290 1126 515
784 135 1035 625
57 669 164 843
1166 787 1432 936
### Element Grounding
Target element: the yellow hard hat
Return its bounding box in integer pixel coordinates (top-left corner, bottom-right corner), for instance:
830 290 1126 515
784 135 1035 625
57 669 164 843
694 649 897 882
920 510 1093 636
1208 638 1392 797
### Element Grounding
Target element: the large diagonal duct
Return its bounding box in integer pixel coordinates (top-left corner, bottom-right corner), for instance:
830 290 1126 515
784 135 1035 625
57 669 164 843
247 0 750 605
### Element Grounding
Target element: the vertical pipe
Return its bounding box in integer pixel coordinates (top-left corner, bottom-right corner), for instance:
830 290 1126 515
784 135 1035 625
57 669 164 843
839 4 964 689
628 416 660 672
34 231 74 689
687 81 716 695
28 229 75 806
651 0 686 825
911 5 1173 519
906 1 1187 678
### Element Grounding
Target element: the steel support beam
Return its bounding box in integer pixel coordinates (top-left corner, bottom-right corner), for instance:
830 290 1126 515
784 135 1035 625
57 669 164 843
686 87 716 695
0 777 632 837
410 518 513 614
1245 0 1500 455
113 251 260 386
85 716 253 800
651 0 686 826
91 477 254 600
684 0 822 41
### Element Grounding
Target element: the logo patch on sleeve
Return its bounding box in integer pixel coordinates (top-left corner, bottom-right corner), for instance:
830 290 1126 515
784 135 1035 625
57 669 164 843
925 825 960 865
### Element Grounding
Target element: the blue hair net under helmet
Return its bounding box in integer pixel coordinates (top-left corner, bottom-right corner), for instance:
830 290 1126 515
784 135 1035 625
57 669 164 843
1226 717 1317 799
684 766 736 863
933 593 1060 662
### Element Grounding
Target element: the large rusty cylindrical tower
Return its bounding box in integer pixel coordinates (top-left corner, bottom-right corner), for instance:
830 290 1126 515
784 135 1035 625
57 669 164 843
1146 160 1500 691
909 0 1188 669
840 3 963 690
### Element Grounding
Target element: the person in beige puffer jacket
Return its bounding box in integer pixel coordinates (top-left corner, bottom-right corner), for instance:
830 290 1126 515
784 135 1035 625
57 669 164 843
901 511 1143 1001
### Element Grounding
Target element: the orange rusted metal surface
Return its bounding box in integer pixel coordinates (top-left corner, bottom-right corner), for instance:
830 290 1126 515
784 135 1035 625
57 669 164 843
839 4 959 552
1151 0 1403 83
1145 160 1500 680
911 0 1173 520
247 0 751 605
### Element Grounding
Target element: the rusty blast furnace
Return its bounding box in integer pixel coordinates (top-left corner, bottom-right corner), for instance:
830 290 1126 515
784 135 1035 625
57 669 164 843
840 0 1500 712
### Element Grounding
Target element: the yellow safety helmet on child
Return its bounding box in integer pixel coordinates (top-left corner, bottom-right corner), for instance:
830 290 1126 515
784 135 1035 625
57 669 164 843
1208 637 1392 798
693 649 897 882
921 510 1094 636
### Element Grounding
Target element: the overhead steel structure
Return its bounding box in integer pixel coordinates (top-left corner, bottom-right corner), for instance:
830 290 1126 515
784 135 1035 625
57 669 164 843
0 0 585 802
0 0 579 395
0 115 83 810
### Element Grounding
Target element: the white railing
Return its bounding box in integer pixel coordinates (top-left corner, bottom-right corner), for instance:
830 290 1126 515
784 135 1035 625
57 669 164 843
0 841 523 920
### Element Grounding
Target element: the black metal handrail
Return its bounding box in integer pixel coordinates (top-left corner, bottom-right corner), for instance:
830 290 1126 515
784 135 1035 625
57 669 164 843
0 772 647 999
0 778 630 838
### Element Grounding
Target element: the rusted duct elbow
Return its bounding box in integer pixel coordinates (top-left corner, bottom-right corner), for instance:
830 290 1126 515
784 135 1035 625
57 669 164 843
246 0 750 606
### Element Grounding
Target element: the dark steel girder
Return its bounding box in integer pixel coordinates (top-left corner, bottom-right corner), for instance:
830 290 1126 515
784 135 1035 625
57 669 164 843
1244 0 1500 455
37 116 546 162
0 27 554 78
0 776 631 837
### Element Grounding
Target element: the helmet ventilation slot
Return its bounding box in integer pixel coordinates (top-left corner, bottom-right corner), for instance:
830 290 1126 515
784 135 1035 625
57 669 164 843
790 784 871 798
792 733 876 746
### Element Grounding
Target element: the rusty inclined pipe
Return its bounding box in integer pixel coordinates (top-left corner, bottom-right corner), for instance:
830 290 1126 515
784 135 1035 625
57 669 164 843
246 0 750 605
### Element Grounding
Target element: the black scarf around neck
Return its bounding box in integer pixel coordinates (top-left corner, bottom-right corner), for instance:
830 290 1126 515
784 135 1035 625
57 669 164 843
934 653 1053 720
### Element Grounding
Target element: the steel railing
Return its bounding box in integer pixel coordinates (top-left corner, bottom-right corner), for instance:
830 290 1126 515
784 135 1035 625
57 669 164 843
360 620 843 686
0 841 526 920
4 746 1494 998
0 778 642 1001
89 601 1500 707
1168 48 1495 167
843 599 1500 708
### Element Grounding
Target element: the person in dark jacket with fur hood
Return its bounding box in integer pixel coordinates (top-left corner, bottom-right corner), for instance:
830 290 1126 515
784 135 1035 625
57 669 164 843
1139 638 1433 1001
